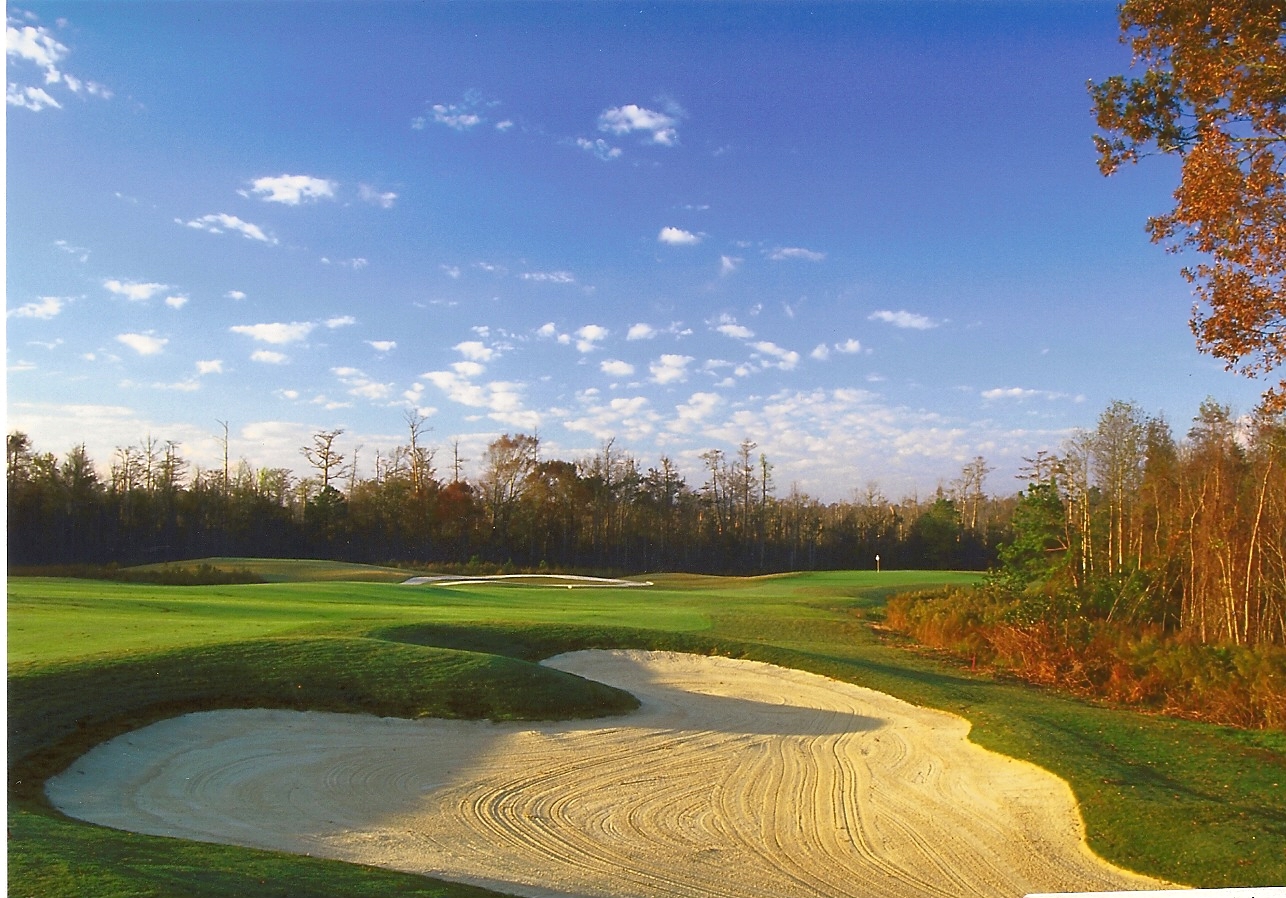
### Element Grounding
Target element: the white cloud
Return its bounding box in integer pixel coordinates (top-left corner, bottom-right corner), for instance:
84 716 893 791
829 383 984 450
7 21 67 76
536 322 559 339
7 83 59 110
650 353 693 385
225 290 247 301
835 338 862 353
116 332 167 356
455 340 495 362
332 367 393 401
869 309 940 330
322 257 368 270
422 369 539 429
720 255 742 276
717 321 755 340
768 246 826 262
104 279 169 302
367 340 397 353
521 270 576 284
8 296 64 319
7 19 111 110
659 226 700 246
248 174 337 205
564 393 659 442
575 324 609 353
981 387 1071 402
811 344 830 361
196 360 224 375
359 184 398 208
598 103 679 146
577 137 622 161
452 361 486 378
752 341 800 370
230 321 316 344
672 391 722 429
627 323 656 341
164 294 189 309
601 359 635 377
53 240 89 263
251 350 289 364
425 91 494 131
325 315 357 329
183 213 276 244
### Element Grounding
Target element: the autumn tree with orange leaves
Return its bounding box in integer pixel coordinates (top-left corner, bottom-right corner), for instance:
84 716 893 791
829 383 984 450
1092 1 1286 411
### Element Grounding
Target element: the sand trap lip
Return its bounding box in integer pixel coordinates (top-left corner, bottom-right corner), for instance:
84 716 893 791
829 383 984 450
48 650 1167 898
401 574 653 588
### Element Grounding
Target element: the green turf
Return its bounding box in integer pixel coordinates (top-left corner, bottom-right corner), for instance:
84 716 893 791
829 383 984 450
9 561 1285 895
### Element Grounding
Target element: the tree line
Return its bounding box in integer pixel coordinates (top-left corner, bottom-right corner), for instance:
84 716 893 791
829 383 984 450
883 399 1286 727
9 398 1283 648
5 413 1000 575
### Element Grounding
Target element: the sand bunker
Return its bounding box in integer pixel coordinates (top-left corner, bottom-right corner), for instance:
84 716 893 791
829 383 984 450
48 650 1166 898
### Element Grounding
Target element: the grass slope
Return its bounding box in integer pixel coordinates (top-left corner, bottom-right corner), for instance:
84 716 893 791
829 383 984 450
9 561 1285 895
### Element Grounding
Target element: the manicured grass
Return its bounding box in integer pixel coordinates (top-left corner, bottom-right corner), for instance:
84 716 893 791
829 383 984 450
9 562 1286 895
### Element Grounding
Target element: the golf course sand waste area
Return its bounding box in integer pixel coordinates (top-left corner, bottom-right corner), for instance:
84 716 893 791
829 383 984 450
48 650 1167 898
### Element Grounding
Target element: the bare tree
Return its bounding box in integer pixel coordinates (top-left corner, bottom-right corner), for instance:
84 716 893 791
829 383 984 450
301 429 349 490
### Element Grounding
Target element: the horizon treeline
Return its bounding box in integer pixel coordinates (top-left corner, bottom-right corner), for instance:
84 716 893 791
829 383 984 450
5 416 1002 575
7 397 1284 647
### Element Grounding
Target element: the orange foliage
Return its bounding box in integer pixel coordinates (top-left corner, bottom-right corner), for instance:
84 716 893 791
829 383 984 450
1093 1 1286 411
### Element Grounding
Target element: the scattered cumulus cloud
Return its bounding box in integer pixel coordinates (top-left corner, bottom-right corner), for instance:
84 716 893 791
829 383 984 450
251 350 289 364
332 366 393 401
650 353 693 385
720 255 742 276
416 90 496 131
627 323 656 341
359 184 398 208
521 270 576 285
752 340 800 370
716 320 755 340
367 340 397 353
455 340 495 363
7 83 59 110
182 213 276 244
869 309 940 330
116 332 167 356
575 324 609 353
600 359 635 377
324 315 357 329
981 387 1077 402
195 360 224 375
6 16 111 111
225 290 247 301
55 240 90 262
164 294 189 309
659 226 700 246
8 296 65 319
836 338 862 353
577 137 622 161
598 103 680 146
229 321 316 344
246 174 337 205
104 279 169 302
768 246 826 262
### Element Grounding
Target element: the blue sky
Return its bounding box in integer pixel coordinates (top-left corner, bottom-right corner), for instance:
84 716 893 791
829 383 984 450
6 2 1267 501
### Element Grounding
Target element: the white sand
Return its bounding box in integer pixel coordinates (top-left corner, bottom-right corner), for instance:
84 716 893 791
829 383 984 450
48 650 1168 898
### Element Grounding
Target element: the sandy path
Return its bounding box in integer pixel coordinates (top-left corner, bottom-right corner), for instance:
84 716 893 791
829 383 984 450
48 650 1167 898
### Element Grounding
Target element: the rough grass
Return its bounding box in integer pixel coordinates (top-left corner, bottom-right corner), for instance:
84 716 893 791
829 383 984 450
9 561 1286 894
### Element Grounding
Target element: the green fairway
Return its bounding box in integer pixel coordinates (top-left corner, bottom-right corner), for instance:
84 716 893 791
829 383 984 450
9 562 1285 896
